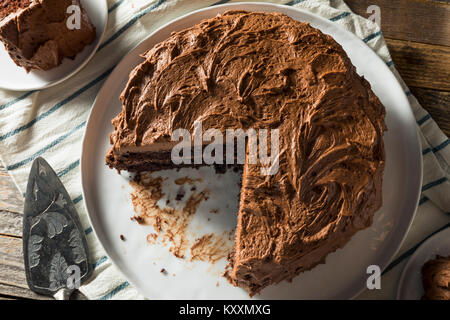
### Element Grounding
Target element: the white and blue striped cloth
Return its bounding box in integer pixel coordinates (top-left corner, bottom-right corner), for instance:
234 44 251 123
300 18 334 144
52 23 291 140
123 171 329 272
0 0 448 300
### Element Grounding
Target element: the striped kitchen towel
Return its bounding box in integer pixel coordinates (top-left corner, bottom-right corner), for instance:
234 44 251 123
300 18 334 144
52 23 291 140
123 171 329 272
0 0 448 300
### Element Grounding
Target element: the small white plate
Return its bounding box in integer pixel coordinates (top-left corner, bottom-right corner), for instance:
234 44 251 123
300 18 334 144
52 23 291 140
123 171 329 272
0 0 108 91
81 2 422 299
397 227 450 300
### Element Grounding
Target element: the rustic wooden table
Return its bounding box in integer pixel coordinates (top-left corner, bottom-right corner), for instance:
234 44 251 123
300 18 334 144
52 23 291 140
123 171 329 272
0 0 449 300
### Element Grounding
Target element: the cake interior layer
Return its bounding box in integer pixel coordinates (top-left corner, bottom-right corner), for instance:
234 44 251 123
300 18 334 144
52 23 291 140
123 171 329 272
107 143 243 171
0 0 30 20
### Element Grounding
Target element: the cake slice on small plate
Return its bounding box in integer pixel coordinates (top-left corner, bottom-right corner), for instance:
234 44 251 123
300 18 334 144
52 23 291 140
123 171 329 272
0 0 107 90
0 0 96 71
421 255 450 300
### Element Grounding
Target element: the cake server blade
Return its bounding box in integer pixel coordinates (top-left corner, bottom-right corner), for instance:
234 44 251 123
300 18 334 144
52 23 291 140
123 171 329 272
23 157 92 299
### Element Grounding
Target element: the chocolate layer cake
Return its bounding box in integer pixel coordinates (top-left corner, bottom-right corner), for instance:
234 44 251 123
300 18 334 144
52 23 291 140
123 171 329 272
106 11 386 296
421 255 450 300
0 0 96 71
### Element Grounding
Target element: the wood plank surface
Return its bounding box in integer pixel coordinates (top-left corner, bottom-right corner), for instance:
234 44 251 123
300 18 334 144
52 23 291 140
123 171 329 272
0 166 23 214
346 0 450 46
411 87 450 136
0 210 22 238
0 235 51 300
0 234 86 300
386 38 450 91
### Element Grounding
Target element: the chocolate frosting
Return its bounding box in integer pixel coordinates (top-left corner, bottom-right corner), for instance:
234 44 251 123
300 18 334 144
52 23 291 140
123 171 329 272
0 0 96 71
421 255 450 300
107 11 386 295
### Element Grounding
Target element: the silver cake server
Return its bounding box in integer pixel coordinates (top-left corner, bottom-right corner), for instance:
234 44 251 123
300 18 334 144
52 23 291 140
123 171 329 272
23 157 92 299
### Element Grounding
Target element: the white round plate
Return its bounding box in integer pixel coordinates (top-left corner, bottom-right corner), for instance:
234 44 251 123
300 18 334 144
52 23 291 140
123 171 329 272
397 227 450 300
0 0 108 91
81 2 422 299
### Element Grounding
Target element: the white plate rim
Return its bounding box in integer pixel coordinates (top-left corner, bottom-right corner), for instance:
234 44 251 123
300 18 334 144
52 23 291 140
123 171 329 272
0 0 109 91
396 226 450 300
80 2 423 299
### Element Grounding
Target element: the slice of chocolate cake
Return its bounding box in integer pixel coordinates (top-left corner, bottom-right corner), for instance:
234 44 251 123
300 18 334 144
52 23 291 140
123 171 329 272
0 0 96 71
106 11 386 296
421 255 450 300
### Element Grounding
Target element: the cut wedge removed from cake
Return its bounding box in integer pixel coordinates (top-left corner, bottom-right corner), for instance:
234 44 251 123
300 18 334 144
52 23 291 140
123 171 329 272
106 11 386 296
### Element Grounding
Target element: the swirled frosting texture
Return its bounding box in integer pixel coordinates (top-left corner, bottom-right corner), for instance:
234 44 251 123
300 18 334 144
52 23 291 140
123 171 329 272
421 255 450 300
107 11 386 296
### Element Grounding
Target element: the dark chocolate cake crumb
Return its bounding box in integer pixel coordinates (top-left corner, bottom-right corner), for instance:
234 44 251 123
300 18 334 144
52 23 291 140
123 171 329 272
175 186 185 201
131 215 145 224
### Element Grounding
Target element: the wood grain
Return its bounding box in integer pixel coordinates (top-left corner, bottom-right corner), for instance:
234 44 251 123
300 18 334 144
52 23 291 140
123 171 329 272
386 38 450 91
411 87 450 136
346 0 450 46
0 166 23 214
0 234 87 300
0 215 88 300
0 235 51 300
0 210 22 237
